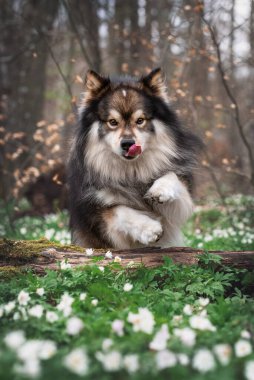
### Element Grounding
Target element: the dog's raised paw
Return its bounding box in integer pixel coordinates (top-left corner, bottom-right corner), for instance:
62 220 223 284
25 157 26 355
145 180 181 204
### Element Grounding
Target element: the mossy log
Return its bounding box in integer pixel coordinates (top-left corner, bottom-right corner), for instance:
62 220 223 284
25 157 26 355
0 238 254 275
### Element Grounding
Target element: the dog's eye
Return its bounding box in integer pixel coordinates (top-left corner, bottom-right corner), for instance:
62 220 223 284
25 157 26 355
108 119 118 128
136 118 145 126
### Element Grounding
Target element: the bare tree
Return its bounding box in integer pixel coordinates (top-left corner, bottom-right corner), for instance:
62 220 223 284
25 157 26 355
0 0 59 198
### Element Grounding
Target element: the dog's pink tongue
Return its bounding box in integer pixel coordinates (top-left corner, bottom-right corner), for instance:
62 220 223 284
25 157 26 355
126 144 142 157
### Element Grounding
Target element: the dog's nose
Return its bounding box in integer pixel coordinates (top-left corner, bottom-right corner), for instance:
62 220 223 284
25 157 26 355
121 138 135 151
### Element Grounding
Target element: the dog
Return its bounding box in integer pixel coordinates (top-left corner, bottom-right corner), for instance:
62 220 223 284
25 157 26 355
67 68 201 249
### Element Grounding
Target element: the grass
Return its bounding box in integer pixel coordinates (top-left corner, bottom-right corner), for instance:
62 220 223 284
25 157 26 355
0 194 253 379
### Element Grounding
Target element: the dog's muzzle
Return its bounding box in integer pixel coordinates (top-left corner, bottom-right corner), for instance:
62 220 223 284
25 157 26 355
121 138 136 159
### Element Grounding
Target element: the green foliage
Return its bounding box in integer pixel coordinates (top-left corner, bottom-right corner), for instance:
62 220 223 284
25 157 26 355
0 199 70 244
184 194 254 251
0 194 253 379
0 259 253 379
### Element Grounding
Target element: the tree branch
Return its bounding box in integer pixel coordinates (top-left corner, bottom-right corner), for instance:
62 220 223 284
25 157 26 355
202 17 254 187
1 239 254 275
62 0 93 68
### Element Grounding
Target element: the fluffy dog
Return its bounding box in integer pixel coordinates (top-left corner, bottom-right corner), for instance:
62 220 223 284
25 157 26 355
67 68 201 249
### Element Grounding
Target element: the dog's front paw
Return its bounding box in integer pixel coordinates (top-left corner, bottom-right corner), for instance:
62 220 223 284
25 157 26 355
145 176 182 204
130 216 163 245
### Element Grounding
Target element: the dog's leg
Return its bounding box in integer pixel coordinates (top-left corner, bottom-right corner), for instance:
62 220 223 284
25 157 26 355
144 172 189 204
102 206 163 249
144 172 193 248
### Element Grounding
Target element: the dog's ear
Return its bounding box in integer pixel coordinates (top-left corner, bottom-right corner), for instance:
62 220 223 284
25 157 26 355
84 70 110 97
140 68 168 100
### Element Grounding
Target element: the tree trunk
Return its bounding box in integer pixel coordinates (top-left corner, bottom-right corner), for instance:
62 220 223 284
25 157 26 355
0 0 59 199
0 239 253 275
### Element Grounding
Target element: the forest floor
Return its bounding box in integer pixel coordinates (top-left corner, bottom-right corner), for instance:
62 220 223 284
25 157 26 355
0 194 254 380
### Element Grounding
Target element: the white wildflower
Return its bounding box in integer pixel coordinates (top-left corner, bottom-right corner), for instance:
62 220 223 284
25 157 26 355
204 235 213 242
112 319 124 336
174 327 196 347
15 358 41 378
155 349 177 369
177 353 190 366
149 324 170 351
85 248 94 256
79 293 87 301
45 229 55 240
66 317 84 335
46 311 59 323
189 315 216 331
17 340 43 361
60 260 72 270
20 227 27 234
105 251 113 259
39 340 57 360
213 344 232 365
18 290 30 306
114 255 122 263
127 307 155 334
28 305 43 318
13 312 20 320
64 348 89 376
91 299 98 306
57 293 74 317
192 349 216 373
123 283 133 292
36 288 44 296
98 266 105 272
96 350 122 372
4 301 16 314
199 309 207 317
183 304 193 315
198 297 209 307
123 354 139 373
245 361 254 380
4 330 26 350
241 330 251 339
102 338 113 351
235 340 252 358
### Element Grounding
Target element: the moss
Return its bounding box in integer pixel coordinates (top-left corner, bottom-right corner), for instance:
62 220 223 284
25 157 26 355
0 238 105 264
0 265 23 279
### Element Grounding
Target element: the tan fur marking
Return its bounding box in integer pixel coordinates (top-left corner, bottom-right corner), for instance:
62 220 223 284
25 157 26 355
132 109 145 120
102 208 114 223
108 109 122 121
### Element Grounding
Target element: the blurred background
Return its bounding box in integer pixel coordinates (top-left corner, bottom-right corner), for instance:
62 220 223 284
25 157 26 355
0 0 253 249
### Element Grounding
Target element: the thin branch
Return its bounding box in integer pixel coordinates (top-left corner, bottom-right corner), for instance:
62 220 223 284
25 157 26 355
61 0 93 68
187 97 227 204
35 27 77 115
0 35 43 63
202 17 254 187
203 151 227 205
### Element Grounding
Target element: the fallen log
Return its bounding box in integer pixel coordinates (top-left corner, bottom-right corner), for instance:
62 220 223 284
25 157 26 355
0 238 254 275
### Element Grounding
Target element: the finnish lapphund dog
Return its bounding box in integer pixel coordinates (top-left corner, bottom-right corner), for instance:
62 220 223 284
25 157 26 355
68 68 201 249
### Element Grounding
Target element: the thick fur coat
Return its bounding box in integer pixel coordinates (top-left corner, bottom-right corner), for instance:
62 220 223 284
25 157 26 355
67 68 201 249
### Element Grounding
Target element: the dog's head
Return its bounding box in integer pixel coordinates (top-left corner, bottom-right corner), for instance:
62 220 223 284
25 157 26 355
81 68 173 161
